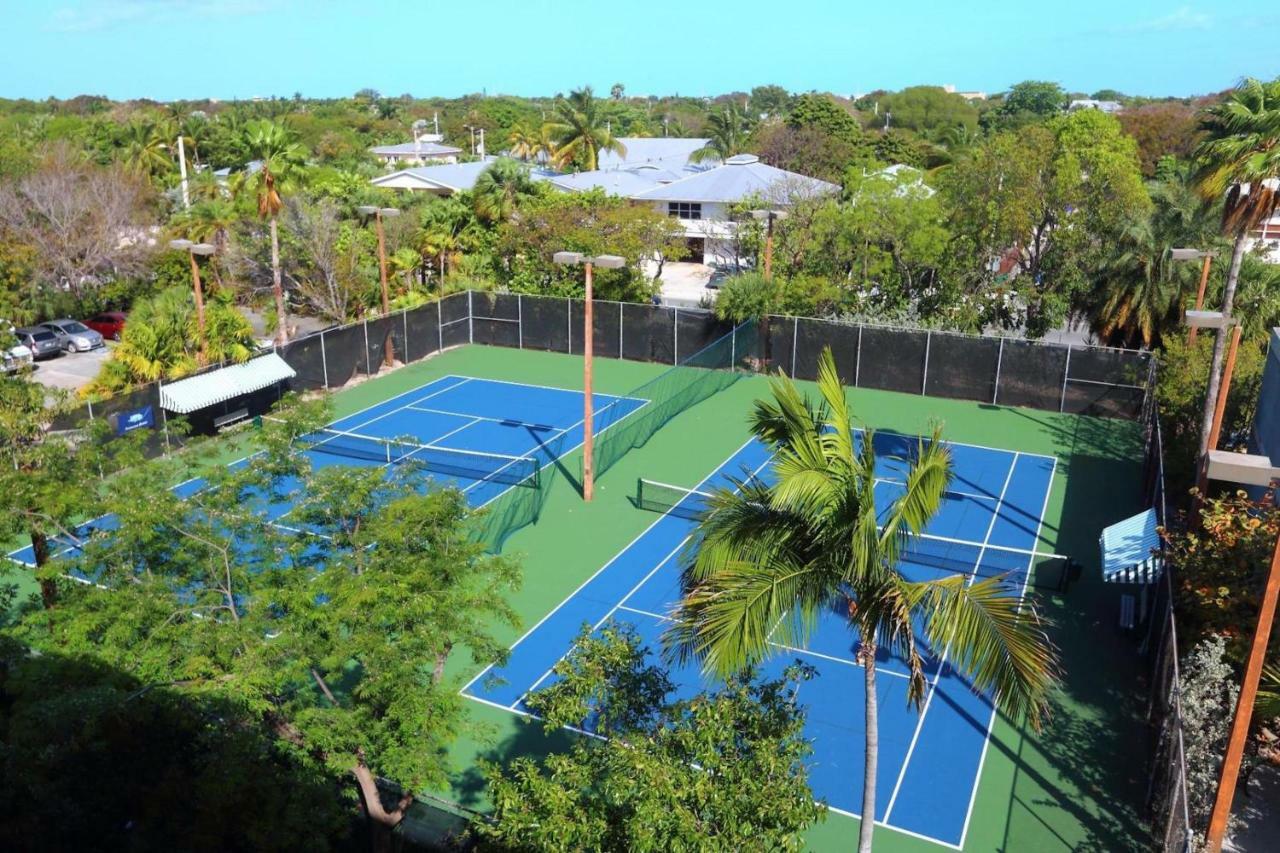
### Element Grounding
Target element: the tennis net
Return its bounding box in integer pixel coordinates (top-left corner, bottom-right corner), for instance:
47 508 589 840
303 428 540 488
635 477 1076 592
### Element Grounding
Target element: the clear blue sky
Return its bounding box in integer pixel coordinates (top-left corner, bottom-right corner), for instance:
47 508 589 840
2 0 1275 101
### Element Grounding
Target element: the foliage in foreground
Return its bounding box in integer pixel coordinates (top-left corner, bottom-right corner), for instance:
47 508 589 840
477 624 825 852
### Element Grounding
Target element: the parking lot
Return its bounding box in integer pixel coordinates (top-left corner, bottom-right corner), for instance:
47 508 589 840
26 344 113 393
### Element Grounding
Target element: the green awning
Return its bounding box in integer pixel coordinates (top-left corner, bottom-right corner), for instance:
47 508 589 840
159 353 295 414
1100 508 1162 584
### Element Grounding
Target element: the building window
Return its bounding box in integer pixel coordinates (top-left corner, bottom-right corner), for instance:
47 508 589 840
668 202 702 220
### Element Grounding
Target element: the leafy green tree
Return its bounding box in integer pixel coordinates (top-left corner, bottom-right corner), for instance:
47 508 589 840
238 120 307 343
878 86 978 141
943 110 1151 335
990 80 1069 128
117 117 174 183
753 122 866 184
1194 77 1280 451
787 93 863 145
714 271 777 323
750 84 792 118
471 157 540 223
664 350 1058 853
610 82 625 100
547 87 626 172
478 624 825 851
8 407 521 846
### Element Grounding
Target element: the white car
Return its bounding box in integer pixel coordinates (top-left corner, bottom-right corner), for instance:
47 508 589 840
3 342 33 374
40 318 105 352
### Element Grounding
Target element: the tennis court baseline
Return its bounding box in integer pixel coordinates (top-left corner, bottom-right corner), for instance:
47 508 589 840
462 431 1057 850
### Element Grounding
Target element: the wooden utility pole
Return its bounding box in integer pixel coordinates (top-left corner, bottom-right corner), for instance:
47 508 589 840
1205 527 1280 851
188 250 207 365
1189 253 1214 346
375 211 395 367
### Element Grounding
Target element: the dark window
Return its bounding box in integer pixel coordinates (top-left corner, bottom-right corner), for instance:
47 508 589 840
668 202 702 220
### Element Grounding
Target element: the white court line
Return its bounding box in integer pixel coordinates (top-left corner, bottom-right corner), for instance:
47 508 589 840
956 456 1057 851
456 434 759 699
883 451 1020 822
766 640 914 681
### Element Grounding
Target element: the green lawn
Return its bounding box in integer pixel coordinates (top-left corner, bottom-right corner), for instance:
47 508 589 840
3 343 1154 851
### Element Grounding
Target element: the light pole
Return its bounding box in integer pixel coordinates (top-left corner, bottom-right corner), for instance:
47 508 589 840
169 238 216 364
553 251 626 502
750 208 787 278
1171 248 1217 346
357 205 401 366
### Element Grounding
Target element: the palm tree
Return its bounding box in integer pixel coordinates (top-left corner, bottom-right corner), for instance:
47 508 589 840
471 157 537 223
691 105 753 163
1092 218 1185 348
1194 77 1280 443
507 122 539 161
239 120 306 343
547 86 625 172
118 119 173 182
665 349 1058 853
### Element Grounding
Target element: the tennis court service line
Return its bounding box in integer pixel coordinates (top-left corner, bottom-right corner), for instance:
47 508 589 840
882 450 1020 823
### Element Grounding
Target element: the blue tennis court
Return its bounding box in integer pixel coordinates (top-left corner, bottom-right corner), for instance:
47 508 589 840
462 432 1057 849
6 375 647 568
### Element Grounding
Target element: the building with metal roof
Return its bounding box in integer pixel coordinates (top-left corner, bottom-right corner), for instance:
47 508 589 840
597 137 712 170
370 157 556 195
369 140 463 168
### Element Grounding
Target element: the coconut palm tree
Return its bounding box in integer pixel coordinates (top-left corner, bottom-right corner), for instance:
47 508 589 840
1092 218 1186 348
239 120 306 343
118 119 173 182
1193 77 1280 444
471 157 537 223
665 349 1058 853
507 122 540 161
691 105 753 163
547 86 626 172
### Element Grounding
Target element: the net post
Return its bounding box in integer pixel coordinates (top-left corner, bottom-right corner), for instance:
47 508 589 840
566 297 572 354
790 316 798 377
517 294 523 349
731 322 736 367
855 324 863 387
618 301 623 356
674 307 680 364
402 309 409 362
993 337 1005 405
922 330 931 395
468 290 474 344
437 293 444 352
1059 345 1072 413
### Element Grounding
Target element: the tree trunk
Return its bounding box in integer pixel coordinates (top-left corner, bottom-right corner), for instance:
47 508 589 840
30 528 56 610
270 215 289 344
432 642 453 685
860 639 879 853
1198 232 1249 456
353 758 412 853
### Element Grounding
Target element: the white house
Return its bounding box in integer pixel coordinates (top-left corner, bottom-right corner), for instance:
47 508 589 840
370 157 556 195
598 137 712 169
369 139 463 168
1069 99 1123 115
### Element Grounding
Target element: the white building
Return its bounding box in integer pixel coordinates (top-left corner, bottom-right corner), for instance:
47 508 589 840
1068 99 1123 115
369 156 555 194
369 139 463 168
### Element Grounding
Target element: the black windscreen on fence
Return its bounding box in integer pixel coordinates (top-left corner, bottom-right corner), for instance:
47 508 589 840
569 300 623 358
765 316 793 376
405 302 441 362
789 318 860 384
471 292 521 348
318 323 366 389
364 316 395 375
521 294 570 353
859 326 927 394
440 292 471 349
675 309 723 363
280 332 328 392
996 340 1069 410
621 303 675 364
925 334 1001 402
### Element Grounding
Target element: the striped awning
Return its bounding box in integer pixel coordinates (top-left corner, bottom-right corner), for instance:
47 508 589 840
159 353 295 414
1100 508 1163 584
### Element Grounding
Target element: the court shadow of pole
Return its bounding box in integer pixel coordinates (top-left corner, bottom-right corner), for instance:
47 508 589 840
525 425 584 496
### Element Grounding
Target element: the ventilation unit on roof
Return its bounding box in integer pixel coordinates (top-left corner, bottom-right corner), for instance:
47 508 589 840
724 154 759 165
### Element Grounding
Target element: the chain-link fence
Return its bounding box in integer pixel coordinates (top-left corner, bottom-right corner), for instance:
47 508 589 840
1142 409 1195 853
768 315 1154 419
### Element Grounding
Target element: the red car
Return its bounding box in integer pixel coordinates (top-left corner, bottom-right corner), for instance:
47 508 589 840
85 311 127 341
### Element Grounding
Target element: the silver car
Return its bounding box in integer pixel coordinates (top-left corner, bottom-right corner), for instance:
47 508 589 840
3 342 33 373
14 326 63 360
40 318 105 352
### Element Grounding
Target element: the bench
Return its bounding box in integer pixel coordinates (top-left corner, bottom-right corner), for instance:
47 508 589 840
1118 594 1136 631
213 407 250 431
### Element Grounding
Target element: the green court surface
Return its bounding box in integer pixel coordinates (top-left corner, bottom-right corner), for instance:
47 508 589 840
4 343 1155 851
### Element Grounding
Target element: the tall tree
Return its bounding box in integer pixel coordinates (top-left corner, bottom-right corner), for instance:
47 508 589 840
239 120 306 343
471 157 539 223
547 86 626 172
1193 77 1280 452
665 350 1058 853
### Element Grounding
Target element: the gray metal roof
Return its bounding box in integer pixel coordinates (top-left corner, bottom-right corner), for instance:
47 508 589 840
632 155 839 204
159 352 295 414
370 141 463 157
370 158 555 193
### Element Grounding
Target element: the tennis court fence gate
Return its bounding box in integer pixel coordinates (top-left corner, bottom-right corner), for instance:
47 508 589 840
56 291 1156 461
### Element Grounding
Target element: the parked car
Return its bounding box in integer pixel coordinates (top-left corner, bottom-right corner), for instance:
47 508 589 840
14 326 63 360
3 342 33 374
85 311 127 341
40 318 105 352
